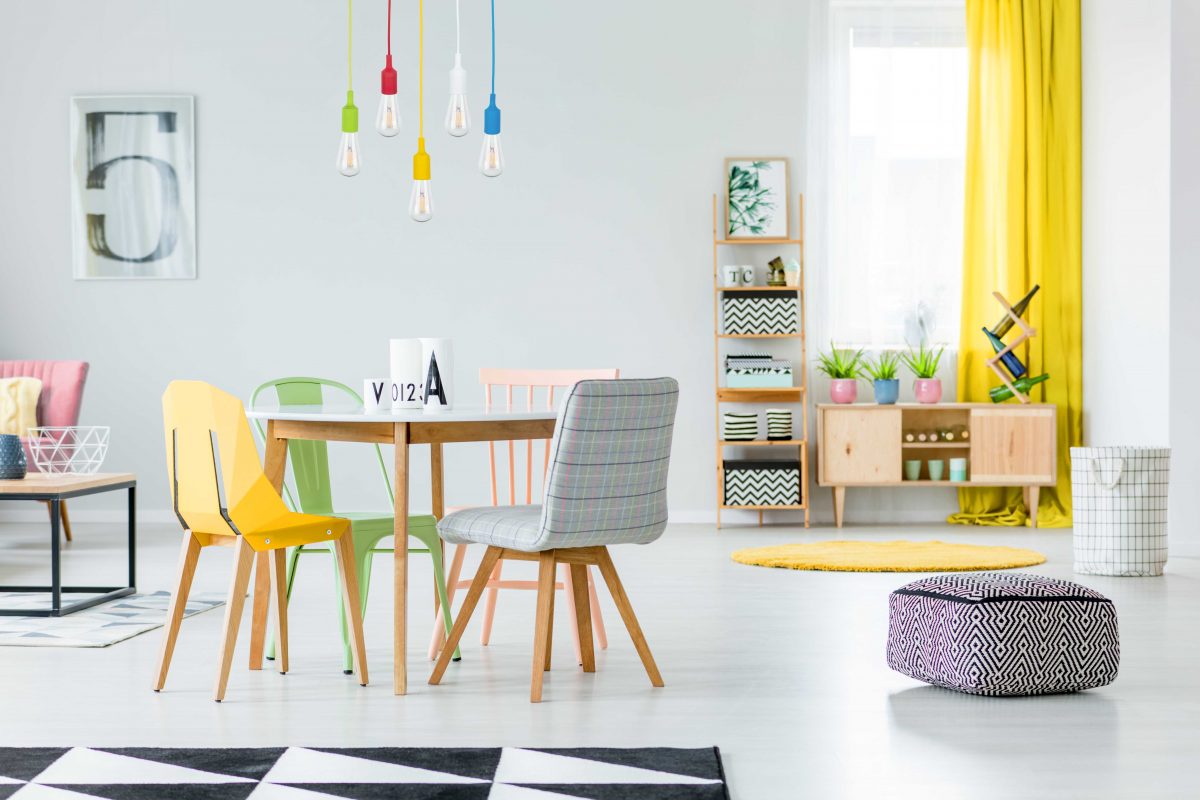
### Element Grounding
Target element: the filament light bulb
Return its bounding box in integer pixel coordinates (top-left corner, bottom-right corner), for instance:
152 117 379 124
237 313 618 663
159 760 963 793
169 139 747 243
445 54 470 136
337 92 361 176
377 55 401 136
410 137 433 222
479 94 503 177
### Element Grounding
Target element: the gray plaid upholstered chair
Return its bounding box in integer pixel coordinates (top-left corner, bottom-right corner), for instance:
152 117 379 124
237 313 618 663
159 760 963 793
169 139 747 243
429 377 679 702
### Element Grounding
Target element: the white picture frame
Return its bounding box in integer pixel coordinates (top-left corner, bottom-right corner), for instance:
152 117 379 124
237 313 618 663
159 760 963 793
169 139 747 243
69 95 196 280
725 156 790 240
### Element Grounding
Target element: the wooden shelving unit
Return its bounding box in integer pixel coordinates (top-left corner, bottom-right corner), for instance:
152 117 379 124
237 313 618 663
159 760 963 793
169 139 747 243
712 194 809 528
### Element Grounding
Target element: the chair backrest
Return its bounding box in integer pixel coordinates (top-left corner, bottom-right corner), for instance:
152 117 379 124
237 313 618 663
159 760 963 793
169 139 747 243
248 377 393 515
0 360 88 427
162 380 290 537
533 377 679 549
479 367 619 506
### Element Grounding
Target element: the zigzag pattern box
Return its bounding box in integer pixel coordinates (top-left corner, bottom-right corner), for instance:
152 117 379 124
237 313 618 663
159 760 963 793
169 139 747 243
724 460 801 506
887 572 1119 696
722 292 798 335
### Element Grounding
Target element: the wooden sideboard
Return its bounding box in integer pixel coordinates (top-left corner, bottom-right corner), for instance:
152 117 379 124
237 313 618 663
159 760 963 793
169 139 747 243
816 403 1056 528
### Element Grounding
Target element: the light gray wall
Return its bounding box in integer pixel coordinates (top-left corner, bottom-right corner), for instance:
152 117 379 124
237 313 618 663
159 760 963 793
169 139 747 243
1171 0 1199 557
1081 0 1171 447
0 0 810 520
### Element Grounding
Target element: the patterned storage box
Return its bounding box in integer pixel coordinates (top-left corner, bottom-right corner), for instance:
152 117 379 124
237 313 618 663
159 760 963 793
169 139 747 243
887 572 1120 696
725 354 793 388
723 460 801 506
722 292 799 335
1071 446 1170 576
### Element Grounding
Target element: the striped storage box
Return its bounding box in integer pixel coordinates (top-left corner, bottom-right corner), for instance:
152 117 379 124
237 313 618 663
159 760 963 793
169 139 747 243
1071 446 1171 576
723 460 801 506
722 412 758 441
722 292 799 335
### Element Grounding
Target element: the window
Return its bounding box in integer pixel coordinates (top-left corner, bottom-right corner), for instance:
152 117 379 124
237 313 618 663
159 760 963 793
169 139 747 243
810 1 967 349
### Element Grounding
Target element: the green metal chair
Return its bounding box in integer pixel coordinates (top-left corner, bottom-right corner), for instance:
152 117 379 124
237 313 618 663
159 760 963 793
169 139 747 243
251 377 458 672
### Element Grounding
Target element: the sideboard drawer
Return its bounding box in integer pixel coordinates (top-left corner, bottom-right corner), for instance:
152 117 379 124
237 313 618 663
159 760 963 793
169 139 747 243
820 407 902 484
969 407 1056 483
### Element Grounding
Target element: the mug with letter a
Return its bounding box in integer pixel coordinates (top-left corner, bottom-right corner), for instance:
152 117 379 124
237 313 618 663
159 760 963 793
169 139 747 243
420 337 454 413
389 338 424 410
363 378 391 414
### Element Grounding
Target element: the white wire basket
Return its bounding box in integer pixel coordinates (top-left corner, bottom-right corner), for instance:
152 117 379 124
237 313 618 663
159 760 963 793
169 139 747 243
26 427 111 474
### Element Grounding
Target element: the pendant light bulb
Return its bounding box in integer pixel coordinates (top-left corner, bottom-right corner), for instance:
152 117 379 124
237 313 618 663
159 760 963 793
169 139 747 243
479 94 503 177
410 138 433 222
337 92 361 176
445 54 470 136
376 55 402 136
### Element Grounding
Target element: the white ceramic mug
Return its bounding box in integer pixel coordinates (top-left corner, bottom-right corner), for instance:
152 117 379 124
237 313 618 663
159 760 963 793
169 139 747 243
740 265 755 286
389 338 424 410
420 337 454 413
363 378 391 414
722 265 741 287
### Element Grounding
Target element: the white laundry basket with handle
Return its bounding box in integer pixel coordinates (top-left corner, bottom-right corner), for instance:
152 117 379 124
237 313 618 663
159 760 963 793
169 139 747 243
1071 446 1170 576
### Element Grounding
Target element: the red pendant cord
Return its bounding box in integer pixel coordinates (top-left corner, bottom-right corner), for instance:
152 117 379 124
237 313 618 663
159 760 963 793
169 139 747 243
381 0 397 94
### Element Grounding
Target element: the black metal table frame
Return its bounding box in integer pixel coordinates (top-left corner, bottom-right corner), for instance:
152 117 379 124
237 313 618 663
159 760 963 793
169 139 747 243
0 479 136 616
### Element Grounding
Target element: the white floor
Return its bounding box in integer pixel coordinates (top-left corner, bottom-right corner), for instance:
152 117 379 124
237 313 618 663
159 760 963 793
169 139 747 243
0 519 1197 800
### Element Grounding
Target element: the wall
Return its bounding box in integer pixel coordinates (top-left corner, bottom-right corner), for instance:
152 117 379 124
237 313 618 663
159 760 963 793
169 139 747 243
0 0 810 522
1171 0 1200 557
1080 0 1171 446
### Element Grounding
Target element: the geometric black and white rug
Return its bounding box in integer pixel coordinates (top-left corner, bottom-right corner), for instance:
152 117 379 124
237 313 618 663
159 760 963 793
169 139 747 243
0 746 730 798
0 592 224 648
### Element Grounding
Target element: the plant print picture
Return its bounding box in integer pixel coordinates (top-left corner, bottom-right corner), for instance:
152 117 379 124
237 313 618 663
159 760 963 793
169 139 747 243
725 157 789 239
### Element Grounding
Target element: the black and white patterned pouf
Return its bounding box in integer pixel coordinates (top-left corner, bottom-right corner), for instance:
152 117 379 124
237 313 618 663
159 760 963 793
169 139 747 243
887 572 1120 696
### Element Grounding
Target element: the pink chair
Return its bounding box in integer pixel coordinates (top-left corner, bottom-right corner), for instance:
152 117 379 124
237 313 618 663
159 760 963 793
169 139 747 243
429 368 618 664
0 360 89 541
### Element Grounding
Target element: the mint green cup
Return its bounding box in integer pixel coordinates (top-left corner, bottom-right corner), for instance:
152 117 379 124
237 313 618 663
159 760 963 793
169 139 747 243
904 460 922 481
949 457 968 482
927 459 946 481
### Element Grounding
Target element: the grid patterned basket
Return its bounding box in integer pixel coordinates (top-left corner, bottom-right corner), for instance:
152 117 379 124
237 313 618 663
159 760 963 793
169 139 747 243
1070 446 1170 576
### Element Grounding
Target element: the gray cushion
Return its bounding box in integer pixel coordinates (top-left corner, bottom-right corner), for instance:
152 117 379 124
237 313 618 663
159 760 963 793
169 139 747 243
438 505 544 550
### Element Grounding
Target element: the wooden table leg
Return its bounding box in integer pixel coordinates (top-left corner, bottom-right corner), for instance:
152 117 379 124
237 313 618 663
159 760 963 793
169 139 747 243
430 442 445 607
832 486 846 528
394 422 410 695
251 423 289 670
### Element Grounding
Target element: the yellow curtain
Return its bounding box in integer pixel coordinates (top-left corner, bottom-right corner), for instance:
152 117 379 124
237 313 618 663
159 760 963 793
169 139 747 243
949 0 1081 528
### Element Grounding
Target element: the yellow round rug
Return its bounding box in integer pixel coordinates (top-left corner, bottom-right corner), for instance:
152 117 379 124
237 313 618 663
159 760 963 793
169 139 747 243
731 540 1046 573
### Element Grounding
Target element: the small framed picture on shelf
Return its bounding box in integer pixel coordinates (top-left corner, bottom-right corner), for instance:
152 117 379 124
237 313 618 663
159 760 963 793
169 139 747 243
725 157 789 240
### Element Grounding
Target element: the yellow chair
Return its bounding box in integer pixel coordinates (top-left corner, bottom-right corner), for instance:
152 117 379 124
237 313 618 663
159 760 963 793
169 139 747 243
154 380 368 701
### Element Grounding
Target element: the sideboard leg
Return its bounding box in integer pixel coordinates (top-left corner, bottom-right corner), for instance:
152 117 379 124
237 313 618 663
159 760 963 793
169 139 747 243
832 487 846 528
1026 486 1040 528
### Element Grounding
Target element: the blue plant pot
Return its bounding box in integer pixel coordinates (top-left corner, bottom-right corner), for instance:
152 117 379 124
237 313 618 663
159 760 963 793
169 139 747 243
0 434 27 480
873 379 900 405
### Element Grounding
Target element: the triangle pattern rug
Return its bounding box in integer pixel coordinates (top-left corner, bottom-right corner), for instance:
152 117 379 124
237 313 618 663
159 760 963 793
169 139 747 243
0 747 729 799
0 592 225 648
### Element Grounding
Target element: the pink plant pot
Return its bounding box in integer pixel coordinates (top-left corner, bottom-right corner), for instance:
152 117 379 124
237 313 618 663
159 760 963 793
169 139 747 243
829 379 858 404
914 378 943 404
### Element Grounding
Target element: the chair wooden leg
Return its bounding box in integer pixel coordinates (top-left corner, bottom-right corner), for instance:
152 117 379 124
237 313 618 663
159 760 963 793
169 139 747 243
270 549 289 675
594 547 663 688
430 546 503 685
562 563 583 665
530 551 557 702
544 567 555 673
480 558 504 645
333 534 369 686
214 539 256 702
153 532 201 692
570 564 596 673
59 501 74 543
248 551 270 670
587 567 608 650
429 542 468 660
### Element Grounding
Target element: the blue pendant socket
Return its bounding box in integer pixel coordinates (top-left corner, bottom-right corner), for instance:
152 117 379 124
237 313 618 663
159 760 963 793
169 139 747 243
484 93 501 135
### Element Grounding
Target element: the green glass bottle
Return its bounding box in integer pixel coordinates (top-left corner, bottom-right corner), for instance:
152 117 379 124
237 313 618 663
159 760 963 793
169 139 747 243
989 373 1050 402
991 284 1040 338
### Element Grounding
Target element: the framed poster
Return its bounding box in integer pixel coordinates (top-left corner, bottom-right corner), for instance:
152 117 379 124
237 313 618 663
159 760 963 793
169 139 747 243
725 157 790 239
70 95 196 279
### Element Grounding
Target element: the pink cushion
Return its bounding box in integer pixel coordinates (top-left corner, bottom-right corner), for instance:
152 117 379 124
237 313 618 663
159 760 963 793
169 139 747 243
0 360 88 429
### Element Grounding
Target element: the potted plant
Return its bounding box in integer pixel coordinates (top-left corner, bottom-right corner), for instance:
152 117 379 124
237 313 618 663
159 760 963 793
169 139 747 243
816 344 865 404
901 343 946 404
865 352 901 405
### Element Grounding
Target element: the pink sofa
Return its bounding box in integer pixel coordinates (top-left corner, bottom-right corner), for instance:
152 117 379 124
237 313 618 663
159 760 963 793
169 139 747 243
0 360 89 540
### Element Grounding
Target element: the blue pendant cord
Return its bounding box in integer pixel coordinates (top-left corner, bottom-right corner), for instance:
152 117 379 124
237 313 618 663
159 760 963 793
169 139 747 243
483 0 501 135
490 0 496 95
